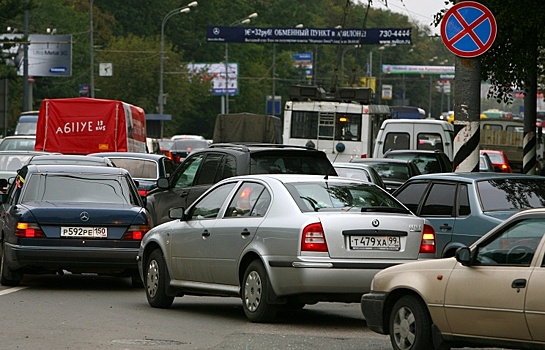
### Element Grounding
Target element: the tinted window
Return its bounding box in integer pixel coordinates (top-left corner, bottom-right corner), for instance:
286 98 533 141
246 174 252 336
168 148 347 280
217 154 237 181
22 173 136 204
174 155 204 188
250 153 335 175
287 181 406 212
477 178 545 211
172 139 209 151
195 154 224 185
458 184 470 216
395 182 428 213
383 133 409 153
187 183 236 220
421 183 455 216
162 158 176 177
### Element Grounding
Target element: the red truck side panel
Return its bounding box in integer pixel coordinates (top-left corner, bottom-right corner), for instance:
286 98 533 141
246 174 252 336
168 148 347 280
35 98 146 154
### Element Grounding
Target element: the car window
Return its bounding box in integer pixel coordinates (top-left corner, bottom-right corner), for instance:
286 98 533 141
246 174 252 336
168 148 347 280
417 133 444 152
162 158 176 177
250 153 335 175
334 167 371 182
383 133 409 153
110 158 158 179
195 154 224 185
187 182 236 220
420 183 455 216
394 182 428 213
475 218 545 266
458 184 471 216
21 173 135 205
173 155 204 188
217 154 237 182
225 182 269 217
368 163 410 180
287 181 406 212
477 178 545 211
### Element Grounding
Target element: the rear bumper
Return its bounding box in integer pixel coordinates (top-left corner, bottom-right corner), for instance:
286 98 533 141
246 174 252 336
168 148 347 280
360 291 388 334
5 242 139 274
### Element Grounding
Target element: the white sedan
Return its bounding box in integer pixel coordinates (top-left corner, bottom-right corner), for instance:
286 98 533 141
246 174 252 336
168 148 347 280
138 174 436 322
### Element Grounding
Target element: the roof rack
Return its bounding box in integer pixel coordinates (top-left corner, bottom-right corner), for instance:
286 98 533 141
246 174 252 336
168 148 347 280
209 143 317 152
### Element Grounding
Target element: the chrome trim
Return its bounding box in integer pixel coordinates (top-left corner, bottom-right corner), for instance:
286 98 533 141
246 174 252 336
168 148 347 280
292 262 333 268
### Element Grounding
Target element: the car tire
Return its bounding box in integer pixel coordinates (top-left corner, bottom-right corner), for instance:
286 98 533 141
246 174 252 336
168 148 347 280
241 260 278 323
389 295 433 350
0 241 21 287
145 249 174 308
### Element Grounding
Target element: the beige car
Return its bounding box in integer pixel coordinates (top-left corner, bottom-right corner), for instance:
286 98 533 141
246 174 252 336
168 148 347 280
361 208 545 350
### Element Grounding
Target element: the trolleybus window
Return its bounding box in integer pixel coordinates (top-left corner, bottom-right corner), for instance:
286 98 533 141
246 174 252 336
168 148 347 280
290 111 362 141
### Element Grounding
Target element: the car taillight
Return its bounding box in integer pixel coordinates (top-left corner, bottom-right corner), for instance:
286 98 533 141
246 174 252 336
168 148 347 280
419 224 436 254
122 224 151 240
138 189 149 196
16 222 46 238
301 222 328 252
360 154 367 158
166 151 174 161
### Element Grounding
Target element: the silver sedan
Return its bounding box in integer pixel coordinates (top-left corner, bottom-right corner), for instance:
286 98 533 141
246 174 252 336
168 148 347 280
137 174 436 322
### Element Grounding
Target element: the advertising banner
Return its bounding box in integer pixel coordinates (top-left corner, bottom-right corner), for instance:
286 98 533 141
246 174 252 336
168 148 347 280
382 65 455 75
188 63 239 96
207 27 411 45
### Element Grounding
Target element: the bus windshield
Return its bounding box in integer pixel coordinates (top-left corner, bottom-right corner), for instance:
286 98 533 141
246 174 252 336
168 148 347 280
290 111 362 141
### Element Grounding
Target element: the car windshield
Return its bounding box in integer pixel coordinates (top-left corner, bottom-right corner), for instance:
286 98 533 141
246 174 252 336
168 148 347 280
385 154 440 174
477 178 545 211
364 162 411 180
285 181 408 213
0 154 34 171
172 140 209 151
0 138 35 151
21 173 137 204
108 158 158 179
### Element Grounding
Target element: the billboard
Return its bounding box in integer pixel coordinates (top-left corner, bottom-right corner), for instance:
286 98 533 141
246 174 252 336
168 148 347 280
207 27 412 45
187 63 239 96
0 34 72 77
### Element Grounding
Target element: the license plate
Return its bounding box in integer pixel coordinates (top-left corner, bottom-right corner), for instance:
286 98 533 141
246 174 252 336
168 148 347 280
350 236 400 250
61 227 108 238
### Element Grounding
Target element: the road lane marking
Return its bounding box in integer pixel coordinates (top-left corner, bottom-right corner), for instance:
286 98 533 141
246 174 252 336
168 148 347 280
0 286 29 296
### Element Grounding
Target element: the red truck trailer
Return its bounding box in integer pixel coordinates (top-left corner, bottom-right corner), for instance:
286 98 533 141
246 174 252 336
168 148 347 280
34 97 147 154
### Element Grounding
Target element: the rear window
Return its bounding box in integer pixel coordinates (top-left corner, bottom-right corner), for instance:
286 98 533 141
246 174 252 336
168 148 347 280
250 152 336 176
477 178 545 211
109 158 158 179
21 173 139 205
285 181 407 212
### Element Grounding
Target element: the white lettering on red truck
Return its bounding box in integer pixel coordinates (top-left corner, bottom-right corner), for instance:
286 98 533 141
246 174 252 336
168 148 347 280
55 120 106 134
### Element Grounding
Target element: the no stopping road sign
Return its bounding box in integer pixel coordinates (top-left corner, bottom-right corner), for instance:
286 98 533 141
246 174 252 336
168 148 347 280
441 1 497 58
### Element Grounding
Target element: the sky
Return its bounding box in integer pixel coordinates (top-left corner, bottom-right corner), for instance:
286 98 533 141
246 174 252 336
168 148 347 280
370 0 451 35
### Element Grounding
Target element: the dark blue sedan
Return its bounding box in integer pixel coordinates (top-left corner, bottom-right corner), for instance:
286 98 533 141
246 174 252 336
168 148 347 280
0 164 150 287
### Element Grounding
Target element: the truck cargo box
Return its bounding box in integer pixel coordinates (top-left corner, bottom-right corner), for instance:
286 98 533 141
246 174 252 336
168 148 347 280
35 98 147 154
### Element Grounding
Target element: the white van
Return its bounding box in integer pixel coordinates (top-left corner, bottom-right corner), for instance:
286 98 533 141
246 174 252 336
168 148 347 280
14 111 39 135
373 119 455 161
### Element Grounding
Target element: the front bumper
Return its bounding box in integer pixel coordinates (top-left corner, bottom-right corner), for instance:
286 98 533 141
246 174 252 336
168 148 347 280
360 291 388 334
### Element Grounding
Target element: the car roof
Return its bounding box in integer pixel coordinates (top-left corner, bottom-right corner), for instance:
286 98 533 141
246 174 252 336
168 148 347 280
219 173 369 184
87 152 167 160
0 150 48 156
25 164 129 175
351 158 416 164
406 172 544 182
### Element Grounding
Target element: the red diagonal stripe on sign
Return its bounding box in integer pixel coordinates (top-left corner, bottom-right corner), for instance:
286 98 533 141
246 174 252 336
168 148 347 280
446 9 488 49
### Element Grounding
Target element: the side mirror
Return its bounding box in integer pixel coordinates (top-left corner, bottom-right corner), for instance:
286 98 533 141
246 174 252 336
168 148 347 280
455 246 471 266
169 207 185 220
157 177 169 189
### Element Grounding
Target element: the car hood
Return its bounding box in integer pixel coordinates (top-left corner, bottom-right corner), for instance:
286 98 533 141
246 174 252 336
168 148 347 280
20 201 145 226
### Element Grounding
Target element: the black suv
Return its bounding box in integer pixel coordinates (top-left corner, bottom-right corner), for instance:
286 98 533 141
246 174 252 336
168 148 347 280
146 143 337 226
383 149 452 174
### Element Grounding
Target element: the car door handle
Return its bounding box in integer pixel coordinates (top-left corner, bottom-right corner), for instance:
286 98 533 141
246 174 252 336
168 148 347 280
202 230 210 238
179 190 188 198
439 224 452 231
241 229 251 237
511 278 527 289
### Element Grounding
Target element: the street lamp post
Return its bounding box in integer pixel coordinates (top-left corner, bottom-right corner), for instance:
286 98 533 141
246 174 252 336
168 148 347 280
159 1 198 117
224 12 257 115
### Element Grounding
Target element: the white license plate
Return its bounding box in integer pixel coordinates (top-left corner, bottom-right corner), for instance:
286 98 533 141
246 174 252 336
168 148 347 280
350 236 400 250
61 227 108 238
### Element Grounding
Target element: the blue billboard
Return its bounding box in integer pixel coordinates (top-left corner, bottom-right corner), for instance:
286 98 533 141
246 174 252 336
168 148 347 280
207 27 411 45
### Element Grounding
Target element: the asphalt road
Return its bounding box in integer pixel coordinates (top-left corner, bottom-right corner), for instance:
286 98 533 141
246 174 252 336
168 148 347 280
0 274 498 350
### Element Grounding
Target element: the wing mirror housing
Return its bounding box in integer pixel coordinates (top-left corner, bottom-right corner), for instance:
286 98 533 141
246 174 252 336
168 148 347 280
169 207 185 220
455 246 472 266
157 177 169 189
